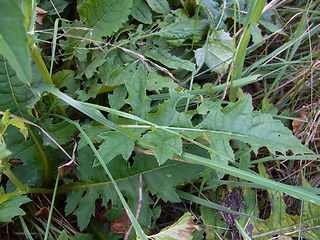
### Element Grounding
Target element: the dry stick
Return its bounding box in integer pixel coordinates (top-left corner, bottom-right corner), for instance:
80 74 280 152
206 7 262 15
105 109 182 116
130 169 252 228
124 174 143 240
0 111 74 166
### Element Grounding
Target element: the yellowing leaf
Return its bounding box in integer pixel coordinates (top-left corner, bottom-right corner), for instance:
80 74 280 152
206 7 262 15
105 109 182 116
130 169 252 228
1 110 28 140
147 212 202 240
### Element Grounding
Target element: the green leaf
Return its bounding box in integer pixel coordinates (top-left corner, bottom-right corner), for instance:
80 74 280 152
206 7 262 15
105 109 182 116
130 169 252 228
61 148 204 230
144 46 195 72
76 52 106 79
0 1 31 84
0 189 30 222
52 70 76 89
143 89 194 164
143 129 182 165
98 131 136 165
0 58 51 186
131 0 152 24
195 29 233 74
125 65 151 118
157 18 209 46
146 71 178 93
37 118 76 149
0 143 11 163
145 0 170 14
147 212 202 240
197 94 312 163
77 0 133 40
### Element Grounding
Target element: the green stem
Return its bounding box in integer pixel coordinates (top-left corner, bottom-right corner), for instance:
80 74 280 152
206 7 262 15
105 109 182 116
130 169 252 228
29 43 67 117
3 168 26 192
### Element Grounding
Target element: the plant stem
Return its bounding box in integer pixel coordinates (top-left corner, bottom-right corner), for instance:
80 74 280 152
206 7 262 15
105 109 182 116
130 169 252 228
29 43 67 117
3 168 26 192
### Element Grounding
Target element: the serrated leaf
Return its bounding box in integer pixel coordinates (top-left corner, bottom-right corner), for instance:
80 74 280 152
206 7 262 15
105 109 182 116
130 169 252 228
195 29 233 74
74 188 96 231
197 95 311 163
97 131 136 165
77 0 133 40
0 191 30 222
146 0 170 14
143 89 194 164
0 1 31 84
147 212 202 240
62 147 204 230
125 65 151 118
131 0 152 24
147 89 194 127
143 129 182 165
76 52 106 79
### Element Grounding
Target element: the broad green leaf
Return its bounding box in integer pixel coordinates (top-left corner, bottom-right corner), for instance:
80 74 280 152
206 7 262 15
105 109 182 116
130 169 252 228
77 0 133 40
145 0 170 14
157 18 209 46
125 65 151 118
143 89 194 164
52 70 76 89
0 58 51 186
146 72 178 93
0 189 30 222
131 0 152 24
144 47 195 72
0 58 35 117
143 129 182 165
146 89 194 127
146 212 202 240
195 29 233 74
37 118 76 149
61 149 204 230
76 52 106 79
98 131 136 165
197 94 312 161
0 1 31 84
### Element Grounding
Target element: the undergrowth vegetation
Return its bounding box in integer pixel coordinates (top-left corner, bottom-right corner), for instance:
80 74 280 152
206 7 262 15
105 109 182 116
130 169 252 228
0 0 319 239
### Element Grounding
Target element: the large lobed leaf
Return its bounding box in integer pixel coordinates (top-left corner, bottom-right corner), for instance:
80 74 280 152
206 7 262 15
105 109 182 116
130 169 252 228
195 94 312 164
62 148 204 231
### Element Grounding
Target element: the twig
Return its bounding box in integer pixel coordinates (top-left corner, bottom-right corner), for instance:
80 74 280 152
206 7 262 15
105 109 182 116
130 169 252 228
125 174 143 240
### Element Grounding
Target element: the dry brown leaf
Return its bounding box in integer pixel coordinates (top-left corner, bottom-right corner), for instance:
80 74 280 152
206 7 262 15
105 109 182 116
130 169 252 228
110 209 131 234
36 7 48 25
292 111 308 134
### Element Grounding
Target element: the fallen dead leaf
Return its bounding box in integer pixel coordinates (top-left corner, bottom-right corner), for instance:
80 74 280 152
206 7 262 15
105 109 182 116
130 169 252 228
36 7 48 25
